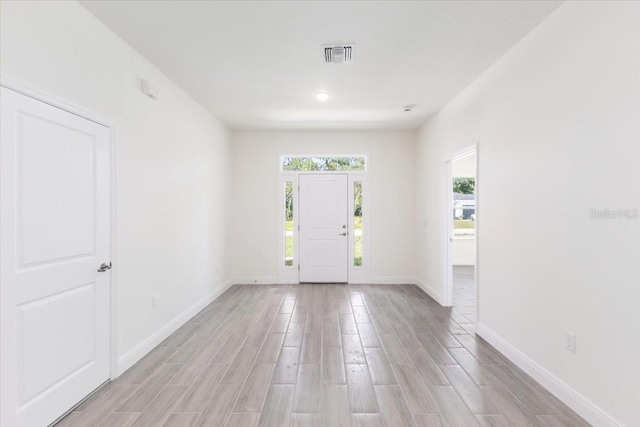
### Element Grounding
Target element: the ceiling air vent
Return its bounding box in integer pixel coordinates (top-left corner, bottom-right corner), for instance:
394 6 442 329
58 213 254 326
323 44 354 64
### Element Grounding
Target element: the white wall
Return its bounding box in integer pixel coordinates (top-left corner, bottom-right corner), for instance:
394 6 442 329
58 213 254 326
452 152 476 178
232 131 416 283
452 239 475 266
1 1 234 367
415 2 640 426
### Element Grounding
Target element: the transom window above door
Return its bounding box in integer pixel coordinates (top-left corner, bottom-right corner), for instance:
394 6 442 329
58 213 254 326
281 156 366 172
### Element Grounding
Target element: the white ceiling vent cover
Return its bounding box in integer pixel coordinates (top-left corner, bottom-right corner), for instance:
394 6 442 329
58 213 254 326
323 44 354 63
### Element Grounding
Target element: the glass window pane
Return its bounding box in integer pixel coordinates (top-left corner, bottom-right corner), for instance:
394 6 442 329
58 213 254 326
354 181 363 267
285 182 294 266
452 177 475 237
282 156 365 172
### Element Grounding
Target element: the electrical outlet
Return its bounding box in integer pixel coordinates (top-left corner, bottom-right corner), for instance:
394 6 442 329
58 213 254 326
565 332 576 353
152 294 158 310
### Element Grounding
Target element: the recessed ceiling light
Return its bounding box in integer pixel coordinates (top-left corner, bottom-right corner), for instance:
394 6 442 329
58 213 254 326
315 92 331 102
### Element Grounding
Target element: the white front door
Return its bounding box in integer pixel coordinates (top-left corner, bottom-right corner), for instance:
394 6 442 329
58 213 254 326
299 174 348 283
1 88 111 427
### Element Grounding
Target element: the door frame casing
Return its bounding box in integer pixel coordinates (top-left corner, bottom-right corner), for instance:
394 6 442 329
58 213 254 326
442 144 478 317
277 156 370 284
0 75 119 379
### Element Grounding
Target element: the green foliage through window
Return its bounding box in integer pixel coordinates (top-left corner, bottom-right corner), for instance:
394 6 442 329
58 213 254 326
282 156 365 172
284 182 294 266
354 181 363 267
285 182 293 222
453 177 475 195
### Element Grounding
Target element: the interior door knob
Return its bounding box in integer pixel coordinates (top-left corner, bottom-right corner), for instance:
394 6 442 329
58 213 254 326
339 232 348 236
97 262 112 272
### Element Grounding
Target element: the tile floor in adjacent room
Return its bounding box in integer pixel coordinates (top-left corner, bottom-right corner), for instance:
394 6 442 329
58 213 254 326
452 265 476 333
56 281 589 427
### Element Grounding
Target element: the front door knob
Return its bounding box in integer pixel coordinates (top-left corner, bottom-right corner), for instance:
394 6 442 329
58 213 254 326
97 262 112 272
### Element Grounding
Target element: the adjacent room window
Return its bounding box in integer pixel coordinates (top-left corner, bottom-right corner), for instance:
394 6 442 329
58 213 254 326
285 181 294 266
282 156 366 172
354 181 363 266
452 177 476 237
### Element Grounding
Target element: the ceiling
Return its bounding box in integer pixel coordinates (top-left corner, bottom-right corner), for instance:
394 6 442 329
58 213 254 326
80 1 562 131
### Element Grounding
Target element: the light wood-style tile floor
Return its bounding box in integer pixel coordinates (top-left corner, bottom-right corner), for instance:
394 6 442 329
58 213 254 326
453 265 476 332
56 283 590 427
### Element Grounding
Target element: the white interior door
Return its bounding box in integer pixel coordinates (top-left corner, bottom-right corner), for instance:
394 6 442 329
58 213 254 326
299 174 348 283
1 87 111 427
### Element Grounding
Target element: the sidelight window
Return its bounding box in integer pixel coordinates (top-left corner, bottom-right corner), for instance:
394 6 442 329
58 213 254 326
354 181 363 267
284 181 294 266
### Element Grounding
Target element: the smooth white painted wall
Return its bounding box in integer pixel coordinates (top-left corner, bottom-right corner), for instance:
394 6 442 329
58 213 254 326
0 1 234 360
415 2 640 425
232 131 416 283
452 239 475 266
452 152 476 178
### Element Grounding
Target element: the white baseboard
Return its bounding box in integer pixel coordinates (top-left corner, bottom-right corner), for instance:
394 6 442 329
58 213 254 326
476 322 623 427
232 276 424 286
234 276 418 285
368 275 416 285
233 276 278 285
415 277 443 305
116 278 234 377
233 276 432 289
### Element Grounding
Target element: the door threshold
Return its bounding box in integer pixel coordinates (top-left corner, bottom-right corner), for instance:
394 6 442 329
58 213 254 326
48 380 110 427
299 282 348 284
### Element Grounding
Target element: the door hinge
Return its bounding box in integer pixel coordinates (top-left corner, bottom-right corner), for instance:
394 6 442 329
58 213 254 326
298 225 300 231
298 265 300 271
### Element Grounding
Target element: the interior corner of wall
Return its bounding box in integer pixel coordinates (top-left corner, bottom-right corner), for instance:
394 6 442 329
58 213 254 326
415 276 443 305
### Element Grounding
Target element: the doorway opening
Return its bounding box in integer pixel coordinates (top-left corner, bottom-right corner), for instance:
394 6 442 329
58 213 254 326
444 147 477 331
277 156 369 284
